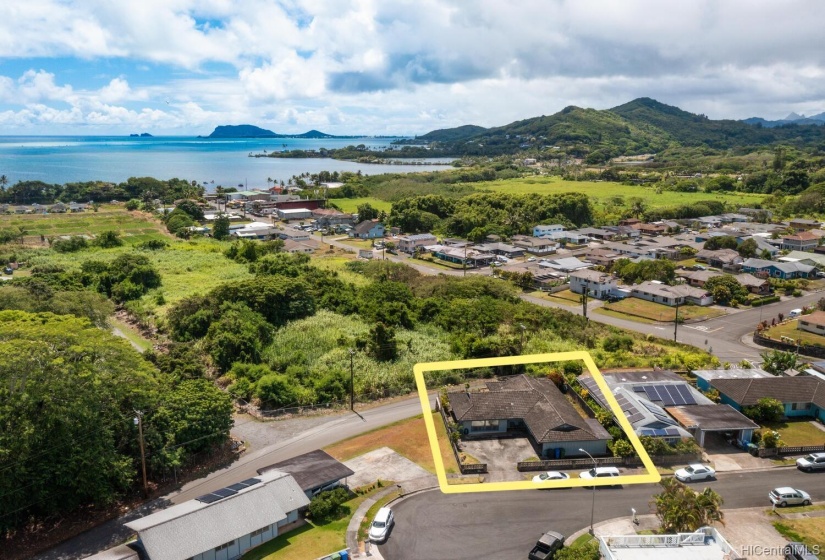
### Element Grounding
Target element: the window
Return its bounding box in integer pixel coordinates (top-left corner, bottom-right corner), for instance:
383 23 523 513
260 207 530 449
251 525 270 537
470 420 499 432
215 540 235 552
791 402 811 411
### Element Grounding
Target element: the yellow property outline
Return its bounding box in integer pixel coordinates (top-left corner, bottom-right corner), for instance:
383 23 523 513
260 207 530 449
415 351 661 493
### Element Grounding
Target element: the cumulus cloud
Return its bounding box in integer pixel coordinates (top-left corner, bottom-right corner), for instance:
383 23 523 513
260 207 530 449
1 0 825 133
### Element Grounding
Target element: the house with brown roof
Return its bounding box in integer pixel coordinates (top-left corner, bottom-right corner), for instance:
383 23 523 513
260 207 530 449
636 223 667 236
448 375 611 458
789 218 821 231
781 231 820 251
710 376 825 422
682 271 770 295
798 311 825 336
510 235 558 256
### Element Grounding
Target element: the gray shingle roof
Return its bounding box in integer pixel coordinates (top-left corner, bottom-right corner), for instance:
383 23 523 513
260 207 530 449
257 449 355 492
712 377 825 408
125 470 309 560
665 404 759 431
449 375 610 444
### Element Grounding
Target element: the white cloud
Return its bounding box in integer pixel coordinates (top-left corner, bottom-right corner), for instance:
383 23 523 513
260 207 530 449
0 0 825 132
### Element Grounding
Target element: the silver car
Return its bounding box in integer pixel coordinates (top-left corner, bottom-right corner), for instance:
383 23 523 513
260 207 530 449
796 452 825 472
769 487 811 507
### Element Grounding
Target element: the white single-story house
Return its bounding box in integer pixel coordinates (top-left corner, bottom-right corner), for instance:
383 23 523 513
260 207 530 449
538 256 592 273
631 281 713 306
276 208 313 221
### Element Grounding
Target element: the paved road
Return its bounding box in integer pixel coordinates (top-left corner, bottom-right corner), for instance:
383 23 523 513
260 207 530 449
36 395 433 560
322 233 825 363
380 467 822 560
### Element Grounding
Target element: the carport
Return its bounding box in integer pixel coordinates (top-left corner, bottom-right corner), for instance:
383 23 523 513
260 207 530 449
665 404 759 447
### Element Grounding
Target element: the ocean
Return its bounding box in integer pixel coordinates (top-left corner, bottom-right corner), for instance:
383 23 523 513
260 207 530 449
0 136 451 189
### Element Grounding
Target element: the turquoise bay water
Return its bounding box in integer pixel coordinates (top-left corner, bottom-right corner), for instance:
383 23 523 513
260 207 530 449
0 136 451 188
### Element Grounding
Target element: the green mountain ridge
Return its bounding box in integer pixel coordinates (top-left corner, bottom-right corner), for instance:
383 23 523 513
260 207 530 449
416 97 825 158
206 125 341 139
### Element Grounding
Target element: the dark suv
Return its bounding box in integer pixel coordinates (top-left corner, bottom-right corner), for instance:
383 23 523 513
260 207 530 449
785 542 818 560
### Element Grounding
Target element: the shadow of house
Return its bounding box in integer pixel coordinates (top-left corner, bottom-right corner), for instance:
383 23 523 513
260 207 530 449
448 375 611 459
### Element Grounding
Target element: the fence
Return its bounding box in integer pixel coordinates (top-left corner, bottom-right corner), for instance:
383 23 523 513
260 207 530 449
757 443 825 458
753 331 825 358
517 452 702 472
435 397 489 475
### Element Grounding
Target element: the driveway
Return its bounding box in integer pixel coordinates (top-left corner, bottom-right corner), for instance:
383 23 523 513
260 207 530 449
702 432 770 471
343 447 432 488
460 437 537 482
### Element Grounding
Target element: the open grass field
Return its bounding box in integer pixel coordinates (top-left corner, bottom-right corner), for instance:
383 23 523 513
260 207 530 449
761 319 825 348
762 420 825 446
773 518 825 559
332 197 393 214
475 175 766 210
1 209 168 242
601 298 727 323
312 255 373 287
325 412 460 475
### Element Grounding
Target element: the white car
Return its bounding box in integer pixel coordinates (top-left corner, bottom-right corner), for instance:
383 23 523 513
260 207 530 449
579 466 621 482
368 506 394 542
674 464 716 482
796 452 825 472
532 471 570 483
769 487 811 507
527 256 537 262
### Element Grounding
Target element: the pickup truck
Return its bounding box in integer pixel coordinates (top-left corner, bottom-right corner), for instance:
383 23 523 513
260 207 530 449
528 530 565 560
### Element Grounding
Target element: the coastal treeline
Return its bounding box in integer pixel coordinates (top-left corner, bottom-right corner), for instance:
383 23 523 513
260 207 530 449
0 176 203 205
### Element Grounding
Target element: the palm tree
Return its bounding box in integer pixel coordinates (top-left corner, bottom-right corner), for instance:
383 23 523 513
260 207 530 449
0 174 7 191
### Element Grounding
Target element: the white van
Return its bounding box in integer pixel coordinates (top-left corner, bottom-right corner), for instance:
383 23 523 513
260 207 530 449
789 308 803 318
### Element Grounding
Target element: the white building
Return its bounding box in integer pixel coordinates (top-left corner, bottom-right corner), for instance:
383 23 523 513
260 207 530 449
124 470 309 560
533 224 566 237
568 269 617 299
276 208 313 221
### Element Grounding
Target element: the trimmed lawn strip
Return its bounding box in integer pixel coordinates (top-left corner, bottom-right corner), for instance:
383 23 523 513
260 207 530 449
773 519 825 559
591 307 657 324
762 420 825 446
324 412 460 475
777 504 825 514
762 320 825 349
357 489 402 542
602 298 726 322
242 488 380 560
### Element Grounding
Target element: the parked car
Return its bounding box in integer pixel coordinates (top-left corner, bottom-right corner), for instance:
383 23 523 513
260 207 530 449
769 487 811 507
674 464 716 482
789 308 803 318
796 452 825 472
785 542 819 560
532 471 570 483
528 530 565 560
579 466 621 487
368 506 394 543
527 256 537 262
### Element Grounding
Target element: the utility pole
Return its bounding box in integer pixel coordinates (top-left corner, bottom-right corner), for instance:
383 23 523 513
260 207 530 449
463 243 467 277
134 411 148 497
673 299 680 342
349 349 355 411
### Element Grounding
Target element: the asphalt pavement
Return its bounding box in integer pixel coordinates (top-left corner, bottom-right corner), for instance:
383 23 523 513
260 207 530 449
379 467 822 560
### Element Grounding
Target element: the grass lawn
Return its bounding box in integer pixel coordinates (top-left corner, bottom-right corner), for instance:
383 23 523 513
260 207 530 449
332 197 393 214
3 209 169 240
242 487 382 560
325 412 459 475
474 175 765 210
602 298 726 323
773 518 825 559
591 307 658 324
762 420 825 446
761 320 825 349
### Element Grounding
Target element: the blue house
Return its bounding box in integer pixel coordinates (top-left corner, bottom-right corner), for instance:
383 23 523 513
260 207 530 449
740 258 814 280
349 220 385 240
710 377 825 422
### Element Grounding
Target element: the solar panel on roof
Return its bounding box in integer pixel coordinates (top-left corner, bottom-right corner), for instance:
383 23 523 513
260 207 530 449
226 483 247 492
675 385 696 405
633 386 646 392
239 477 262 487
196 493 223 504
211 488 237 498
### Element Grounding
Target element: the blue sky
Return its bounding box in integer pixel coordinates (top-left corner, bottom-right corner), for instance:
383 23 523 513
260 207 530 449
1 0 825 135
